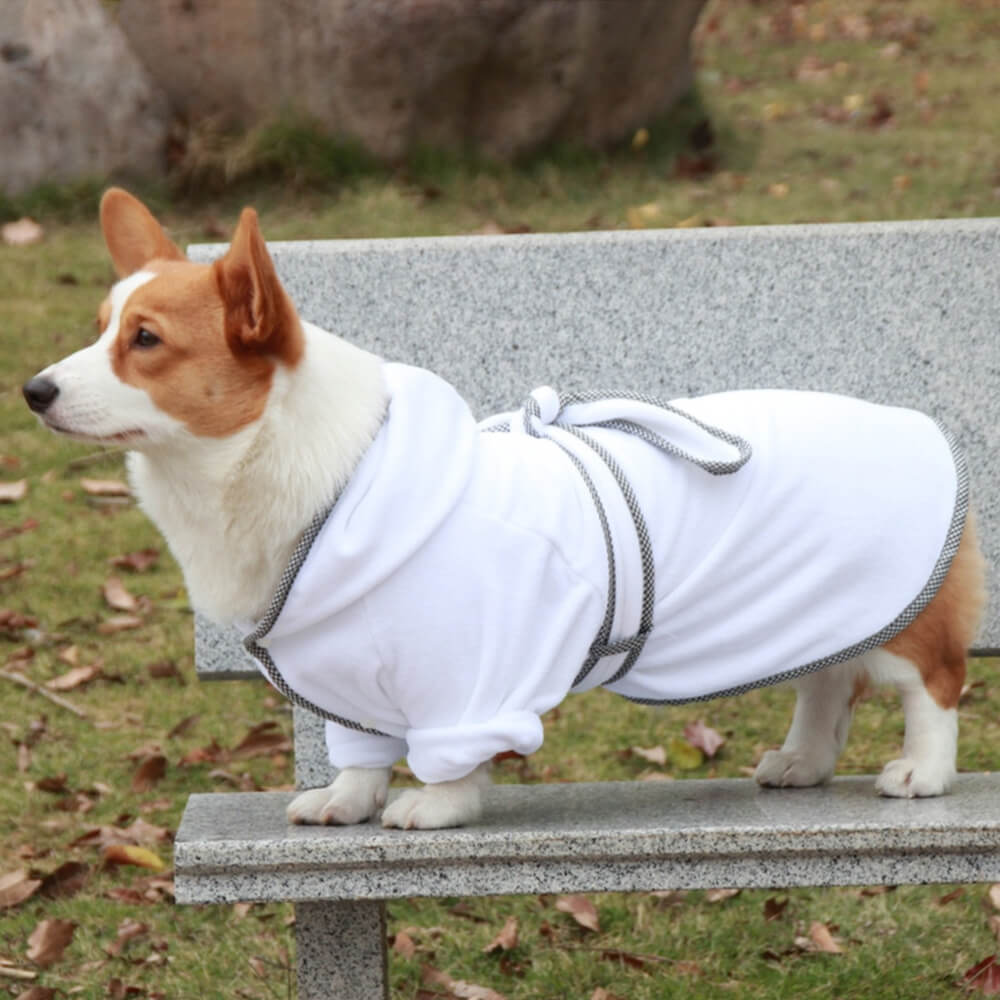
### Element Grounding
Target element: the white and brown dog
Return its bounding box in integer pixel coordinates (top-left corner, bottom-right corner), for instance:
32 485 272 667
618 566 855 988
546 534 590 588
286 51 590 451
24 190 986 829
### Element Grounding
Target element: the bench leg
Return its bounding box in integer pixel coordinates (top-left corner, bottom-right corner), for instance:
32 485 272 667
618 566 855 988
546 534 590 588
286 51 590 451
295 900 388 1000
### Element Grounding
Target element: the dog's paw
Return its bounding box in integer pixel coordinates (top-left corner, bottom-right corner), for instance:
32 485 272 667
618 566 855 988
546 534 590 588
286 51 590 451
286 767 390 825
875 758 953 798
381 770 487 830
754 749 832 788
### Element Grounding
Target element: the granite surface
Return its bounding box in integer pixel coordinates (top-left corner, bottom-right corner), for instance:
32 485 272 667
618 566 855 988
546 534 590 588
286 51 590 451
189 218 1000 685
294 900 387 1000
175 773 1000 904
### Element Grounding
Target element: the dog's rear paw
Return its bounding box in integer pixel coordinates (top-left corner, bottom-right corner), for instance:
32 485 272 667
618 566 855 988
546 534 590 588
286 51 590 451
875 758 953 798
286 767 390 825
754 749 832 788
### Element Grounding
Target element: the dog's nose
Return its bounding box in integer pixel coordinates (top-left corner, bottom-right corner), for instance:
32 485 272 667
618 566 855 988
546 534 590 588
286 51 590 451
23 376 59 413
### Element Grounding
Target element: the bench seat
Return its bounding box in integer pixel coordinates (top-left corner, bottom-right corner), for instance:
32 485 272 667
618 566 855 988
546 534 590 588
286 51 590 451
175 774 1000 905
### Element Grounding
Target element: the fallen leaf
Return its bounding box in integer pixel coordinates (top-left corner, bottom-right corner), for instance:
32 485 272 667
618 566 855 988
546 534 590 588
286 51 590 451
555 895 600 932
965 955 1000 995
109 548 159 572
483 916 518 954
600 948 656 971
149 660 182 682
0 870 42 909
46 664 101 692
631 745 667 767
105 918 149 956
2 218 44 246
0 480 28 503
167 713 199 738
26 918 76 966
97 615 143 634
393 931 417 958
763 896 789 922
684 720 725 758
103 845 166 872
38 861 88 900
591 989 627 1000
937 887 964 905
13 988 53 1000
805 921 843 954
57 646 79 666
103 577 138 612
421 965 508 1000
705 888 740 903
131 754 167 792
79 478 130 497
231 721 292 758
668 736 703 771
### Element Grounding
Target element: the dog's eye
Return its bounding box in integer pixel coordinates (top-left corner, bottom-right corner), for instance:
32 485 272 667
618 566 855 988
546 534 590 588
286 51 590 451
133 328 160 349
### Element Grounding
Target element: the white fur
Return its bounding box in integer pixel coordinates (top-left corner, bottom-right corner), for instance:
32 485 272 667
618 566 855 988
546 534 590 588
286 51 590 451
37 272 186 445
755 648 958 798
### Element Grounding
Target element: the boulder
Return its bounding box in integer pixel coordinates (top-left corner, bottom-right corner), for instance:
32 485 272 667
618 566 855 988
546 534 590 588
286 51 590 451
0 0 169 196
119 0 707 161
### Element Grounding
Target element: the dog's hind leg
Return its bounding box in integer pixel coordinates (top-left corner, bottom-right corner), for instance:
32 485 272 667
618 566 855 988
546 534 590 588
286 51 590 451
754 659 865 788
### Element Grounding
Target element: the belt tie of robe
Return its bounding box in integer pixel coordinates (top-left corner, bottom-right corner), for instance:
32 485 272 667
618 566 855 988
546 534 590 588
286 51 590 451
488 387 753 688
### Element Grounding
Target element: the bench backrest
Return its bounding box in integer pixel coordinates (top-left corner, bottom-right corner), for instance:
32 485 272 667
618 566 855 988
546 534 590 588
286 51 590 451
189 219 999 781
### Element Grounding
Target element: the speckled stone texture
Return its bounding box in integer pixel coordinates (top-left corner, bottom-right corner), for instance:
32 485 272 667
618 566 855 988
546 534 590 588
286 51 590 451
175 774 1000 905
294 900 387 1000
189 218 1000 689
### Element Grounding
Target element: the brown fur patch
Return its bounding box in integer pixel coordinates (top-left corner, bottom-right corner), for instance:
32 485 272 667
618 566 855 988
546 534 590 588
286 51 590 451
109 264 276 438
101 188 185 278
884 513 986 710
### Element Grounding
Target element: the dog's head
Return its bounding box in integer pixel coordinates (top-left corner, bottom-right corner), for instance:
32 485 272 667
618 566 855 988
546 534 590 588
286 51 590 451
23 189 303 449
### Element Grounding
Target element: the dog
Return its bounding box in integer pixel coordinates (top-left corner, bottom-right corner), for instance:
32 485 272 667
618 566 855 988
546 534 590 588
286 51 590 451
24 189 986 830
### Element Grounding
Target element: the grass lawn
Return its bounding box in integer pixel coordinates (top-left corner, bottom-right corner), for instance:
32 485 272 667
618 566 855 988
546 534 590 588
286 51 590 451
2 0 999 996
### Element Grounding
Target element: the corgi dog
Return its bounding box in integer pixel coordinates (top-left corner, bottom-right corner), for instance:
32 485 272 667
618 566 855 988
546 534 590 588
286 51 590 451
24 189 986 830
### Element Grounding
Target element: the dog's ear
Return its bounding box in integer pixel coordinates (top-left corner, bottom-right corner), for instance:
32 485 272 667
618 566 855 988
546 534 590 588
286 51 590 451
100 188 185 277
214 208 303 365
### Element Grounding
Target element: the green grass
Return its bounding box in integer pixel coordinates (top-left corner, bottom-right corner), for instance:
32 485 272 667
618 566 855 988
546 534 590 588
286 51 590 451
2 0 999 995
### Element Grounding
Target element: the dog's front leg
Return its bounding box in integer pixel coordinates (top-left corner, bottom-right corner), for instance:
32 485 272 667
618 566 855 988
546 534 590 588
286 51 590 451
287 766 391 825
381 763 491 830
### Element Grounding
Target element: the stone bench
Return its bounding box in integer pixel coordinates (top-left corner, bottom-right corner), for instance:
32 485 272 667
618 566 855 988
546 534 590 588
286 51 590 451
177 218 1000 999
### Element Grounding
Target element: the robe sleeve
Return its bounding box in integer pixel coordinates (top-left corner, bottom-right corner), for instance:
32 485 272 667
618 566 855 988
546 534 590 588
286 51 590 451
324 720 407 771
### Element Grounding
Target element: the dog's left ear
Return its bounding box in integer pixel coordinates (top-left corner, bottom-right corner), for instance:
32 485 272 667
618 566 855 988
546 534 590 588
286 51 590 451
214 208 303 366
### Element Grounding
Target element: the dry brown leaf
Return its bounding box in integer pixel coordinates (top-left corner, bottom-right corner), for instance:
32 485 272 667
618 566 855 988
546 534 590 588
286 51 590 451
109 548 159 573
79 478 130 497
937 887 964 906
131 754 167 792
806 921 843 954
630 745 667 766
421 965 508 1000
393 931 417 959
97 615 143 635
591 989 627 1000
964 955 1000 995
103 844 166 871
684 720 725 759
26 918 76 966
705 888 740 903
483 916 518 954
103 577 138 613
555 894 600 932
0 480 28 503
231 721 292 758
763 896 789 922
0 869 42 909
105 918 149 957
56 646 78 667
15 988 55 1000
167 713 199 738
46 664 101 692
38 861 88 900
2 218 44 247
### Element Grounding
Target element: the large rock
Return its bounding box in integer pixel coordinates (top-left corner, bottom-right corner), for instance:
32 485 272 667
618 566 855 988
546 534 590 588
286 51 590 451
0 0 169 196
119 0 707 161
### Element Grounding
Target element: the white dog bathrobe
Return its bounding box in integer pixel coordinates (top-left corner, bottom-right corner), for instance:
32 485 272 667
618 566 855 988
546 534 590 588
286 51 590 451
240 364 966 784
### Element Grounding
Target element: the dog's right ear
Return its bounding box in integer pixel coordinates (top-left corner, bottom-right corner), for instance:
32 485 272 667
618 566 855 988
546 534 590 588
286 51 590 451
100 188 185 278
